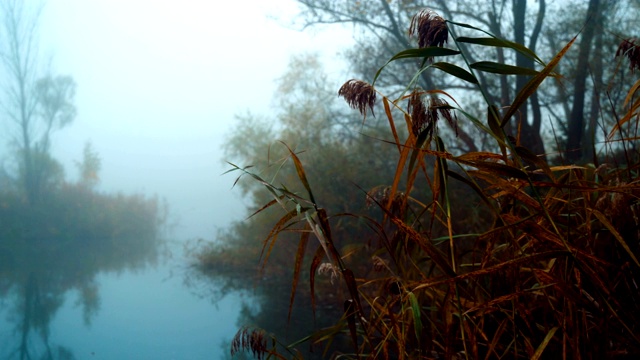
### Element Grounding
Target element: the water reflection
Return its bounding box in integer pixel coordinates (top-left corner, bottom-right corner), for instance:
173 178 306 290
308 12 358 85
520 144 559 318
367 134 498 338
0 240 244 360
0 187 162 359
0 251 157 360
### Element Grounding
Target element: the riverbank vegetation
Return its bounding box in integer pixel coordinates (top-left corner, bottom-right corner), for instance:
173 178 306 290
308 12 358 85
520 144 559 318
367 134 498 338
195 2 640 359
0 2 165 357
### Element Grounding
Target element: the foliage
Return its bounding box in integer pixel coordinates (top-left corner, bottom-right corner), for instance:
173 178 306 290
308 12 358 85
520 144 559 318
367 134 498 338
75 141 101 189
293 0 640 162
189 54 407 357
0 0 77 205
0 134 163 359
0 2 166 358
209 8 640 360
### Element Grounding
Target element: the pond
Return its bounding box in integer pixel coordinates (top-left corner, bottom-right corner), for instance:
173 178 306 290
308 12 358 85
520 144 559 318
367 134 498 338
0 242 243 360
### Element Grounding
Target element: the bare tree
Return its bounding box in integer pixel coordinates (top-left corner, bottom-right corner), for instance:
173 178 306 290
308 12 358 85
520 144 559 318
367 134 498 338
0 0 76 204
294 0 639 162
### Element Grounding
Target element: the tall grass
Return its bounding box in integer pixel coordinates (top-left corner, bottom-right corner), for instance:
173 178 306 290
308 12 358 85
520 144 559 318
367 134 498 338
229 9 640 359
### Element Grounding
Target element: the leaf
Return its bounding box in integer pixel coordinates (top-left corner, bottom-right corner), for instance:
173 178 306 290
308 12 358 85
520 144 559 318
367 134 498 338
389 215 457 277
431 62 478 84
456 158 529 180
413 250 570 291
434 136 449 204
288 230 310 323
382 96 402 152
515 146 554 180
373 47 461 84
316 208 342 268
344 299 359 357
260 208 299 268
501 34 577 127
471 61 540 76
608 80 640 138
387 47 462 61
487 105 504 141
280 141 316 206
408 292 423 344
531 327 558 360
455 36 543 65
456 151 503 162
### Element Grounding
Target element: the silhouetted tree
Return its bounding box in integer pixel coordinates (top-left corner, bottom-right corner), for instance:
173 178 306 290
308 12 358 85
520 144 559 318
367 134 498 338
0 0 76 204
293 0 639 161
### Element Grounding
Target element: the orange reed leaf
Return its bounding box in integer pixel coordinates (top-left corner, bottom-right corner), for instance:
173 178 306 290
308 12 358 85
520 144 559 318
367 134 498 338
288 230 310 323
344 299 361 358
280 141 316 206
463 290 530 316
247 195 285 219
382 96 402 152
413 250 571 291
260 208 299 269
501 34 577 128
389 214 457 277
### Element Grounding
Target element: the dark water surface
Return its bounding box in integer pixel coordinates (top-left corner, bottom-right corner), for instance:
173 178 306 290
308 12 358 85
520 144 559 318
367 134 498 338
0 247 242 360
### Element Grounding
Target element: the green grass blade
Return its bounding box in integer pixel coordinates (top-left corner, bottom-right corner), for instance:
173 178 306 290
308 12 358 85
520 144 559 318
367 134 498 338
456 36 543 65
471 61 540 76
431 62 478 84
373 47 461 84
408 292 423 345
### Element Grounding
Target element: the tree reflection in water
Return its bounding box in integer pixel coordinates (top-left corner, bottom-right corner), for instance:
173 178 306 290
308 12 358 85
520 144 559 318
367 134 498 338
0 187 164 360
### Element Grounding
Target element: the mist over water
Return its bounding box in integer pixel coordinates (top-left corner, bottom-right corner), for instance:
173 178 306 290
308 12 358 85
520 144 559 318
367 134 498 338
0 0 352 359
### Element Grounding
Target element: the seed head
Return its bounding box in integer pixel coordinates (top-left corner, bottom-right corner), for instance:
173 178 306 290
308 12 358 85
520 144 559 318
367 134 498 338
429 96 458 137
616 38 640 73
408 91 429 137
338 79 376 117
231 327 269 360
408 93 458 138
409 9 448 48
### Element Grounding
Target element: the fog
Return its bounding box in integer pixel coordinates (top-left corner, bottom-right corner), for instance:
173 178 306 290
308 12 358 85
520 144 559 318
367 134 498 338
0 1 353 358
40 0 352 239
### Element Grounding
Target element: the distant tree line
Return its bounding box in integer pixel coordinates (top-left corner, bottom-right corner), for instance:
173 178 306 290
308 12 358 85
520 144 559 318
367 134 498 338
0 1 165 358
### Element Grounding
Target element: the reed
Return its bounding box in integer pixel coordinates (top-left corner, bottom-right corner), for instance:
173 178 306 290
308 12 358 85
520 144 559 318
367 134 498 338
229 9 640 359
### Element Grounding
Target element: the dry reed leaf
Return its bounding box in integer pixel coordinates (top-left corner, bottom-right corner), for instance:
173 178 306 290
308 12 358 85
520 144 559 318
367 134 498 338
501 33 577 127
287 230 310 323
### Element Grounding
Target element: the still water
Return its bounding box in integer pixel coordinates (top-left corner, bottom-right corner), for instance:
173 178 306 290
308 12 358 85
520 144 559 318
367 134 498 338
0 244 242 360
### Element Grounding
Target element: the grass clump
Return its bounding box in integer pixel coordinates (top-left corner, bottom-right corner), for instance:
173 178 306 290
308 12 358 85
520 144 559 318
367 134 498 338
225 9 640 359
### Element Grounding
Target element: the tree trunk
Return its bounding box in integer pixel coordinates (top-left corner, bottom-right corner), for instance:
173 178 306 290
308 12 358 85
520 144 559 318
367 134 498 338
512 0 546 156
566 0 601 163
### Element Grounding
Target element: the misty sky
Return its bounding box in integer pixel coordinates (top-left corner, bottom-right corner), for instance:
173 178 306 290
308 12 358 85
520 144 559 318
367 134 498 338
35 0 354 240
